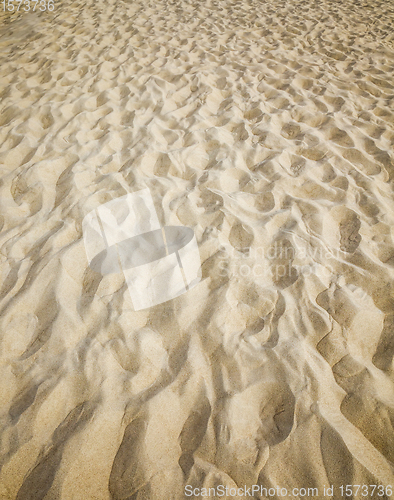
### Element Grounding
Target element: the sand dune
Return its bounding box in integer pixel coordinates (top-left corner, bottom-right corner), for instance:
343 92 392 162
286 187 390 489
0 0 394 498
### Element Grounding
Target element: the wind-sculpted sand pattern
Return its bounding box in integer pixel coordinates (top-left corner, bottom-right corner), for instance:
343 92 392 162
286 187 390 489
1 0 394 498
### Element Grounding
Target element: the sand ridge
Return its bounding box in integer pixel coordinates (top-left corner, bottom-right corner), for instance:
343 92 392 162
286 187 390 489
0 0 394 498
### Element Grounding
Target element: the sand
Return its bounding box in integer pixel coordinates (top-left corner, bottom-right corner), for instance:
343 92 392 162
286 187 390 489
0 0 394 498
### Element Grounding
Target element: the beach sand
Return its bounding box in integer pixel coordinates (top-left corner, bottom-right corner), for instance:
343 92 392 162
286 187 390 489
0 0 394 498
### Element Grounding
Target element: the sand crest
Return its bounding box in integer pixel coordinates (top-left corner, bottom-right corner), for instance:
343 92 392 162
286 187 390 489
0 0 394 498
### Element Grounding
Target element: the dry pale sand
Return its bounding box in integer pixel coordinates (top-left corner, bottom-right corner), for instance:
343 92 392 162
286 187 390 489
1 0 394 498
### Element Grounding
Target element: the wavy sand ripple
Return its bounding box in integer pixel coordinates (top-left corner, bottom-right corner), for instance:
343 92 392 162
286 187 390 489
1 0 394 498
